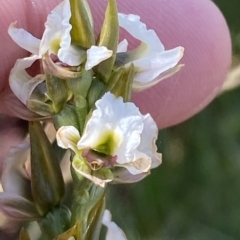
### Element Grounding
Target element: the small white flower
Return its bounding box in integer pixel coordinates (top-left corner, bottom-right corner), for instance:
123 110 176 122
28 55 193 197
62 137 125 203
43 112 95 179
56 92 161 187
102 210 127 240
8 0 112 105
8 0 83 66
9 55 45 104
117 13 184 91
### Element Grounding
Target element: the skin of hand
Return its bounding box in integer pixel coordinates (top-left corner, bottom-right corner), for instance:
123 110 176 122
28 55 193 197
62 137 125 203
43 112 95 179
0 0 231 129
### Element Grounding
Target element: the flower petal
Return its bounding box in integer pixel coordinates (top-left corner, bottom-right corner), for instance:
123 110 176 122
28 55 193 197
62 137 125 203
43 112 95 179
118 150 151 175
77 92 143 163
133 64 184 91
138 114 162 168
85 46 113 70
72 157 113 188
113 169 149 184
1 88 42 120
132 47 184 91
43 53 82 79
102 210 127 240
117 39 128 53
56 126 80 153
2 142 31 198
118 13 164 58
40 0 81 66
8 22 40 55
0 193 39 220
9 55 45 104
58 44 86 66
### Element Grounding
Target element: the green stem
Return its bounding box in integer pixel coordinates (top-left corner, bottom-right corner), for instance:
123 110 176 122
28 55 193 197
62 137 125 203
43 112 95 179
71 170 105 238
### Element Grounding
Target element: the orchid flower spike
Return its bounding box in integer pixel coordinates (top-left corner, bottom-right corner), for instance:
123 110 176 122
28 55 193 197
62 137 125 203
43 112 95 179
56 92 162 187
116 13 184 91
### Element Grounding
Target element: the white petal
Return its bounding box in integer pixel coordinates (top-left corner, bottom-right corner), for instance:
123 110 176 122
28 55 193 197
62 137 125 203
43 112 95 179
118 150 151 175
9 55 45 104
1 142 31 197
132 46 184 91
118 13 164 57
8 22 40 55
117 39 128 53
40 0 72 60
102 210 127 240
133 64 184 91
138 114 162 168
85 46 113 70
56 126 80 153
77 92 143 163
113 169 149 183
58 44 86 66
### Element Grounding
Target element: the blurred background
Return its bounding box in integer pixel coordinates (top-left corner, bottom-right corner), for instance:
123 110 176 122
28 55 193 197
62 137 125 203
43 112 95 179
106 1 240 239
1 1 240 240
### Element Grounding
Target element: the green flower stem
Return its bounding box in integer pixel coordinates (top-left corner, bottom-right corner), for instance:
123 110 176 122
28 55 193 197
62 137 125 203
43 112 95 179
71 168 105 238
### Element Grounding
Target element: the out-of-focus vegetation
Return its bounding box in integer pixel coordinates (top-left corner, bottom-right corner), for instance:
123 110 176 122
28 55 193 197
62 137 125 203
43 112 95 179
106 1 240 239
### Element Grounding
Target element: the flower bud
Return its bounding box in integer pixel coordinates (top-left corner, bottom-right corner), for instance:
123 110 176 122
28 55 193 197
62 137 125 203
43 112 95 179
69 0 95 48
94 0 119 82
29 121 65 216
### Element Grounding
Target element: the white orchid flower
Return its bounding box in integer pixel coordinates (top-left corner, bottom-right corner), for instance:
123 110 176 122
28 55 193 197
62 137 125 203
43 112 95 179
102 210 127 240
56 92 161 187
117 13 184 91
8 0 112 104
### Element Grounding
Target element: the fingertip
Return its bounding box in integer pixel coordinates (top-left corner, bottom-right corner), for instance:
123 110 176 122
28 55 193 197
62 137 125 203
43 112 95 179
115 0 231 128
